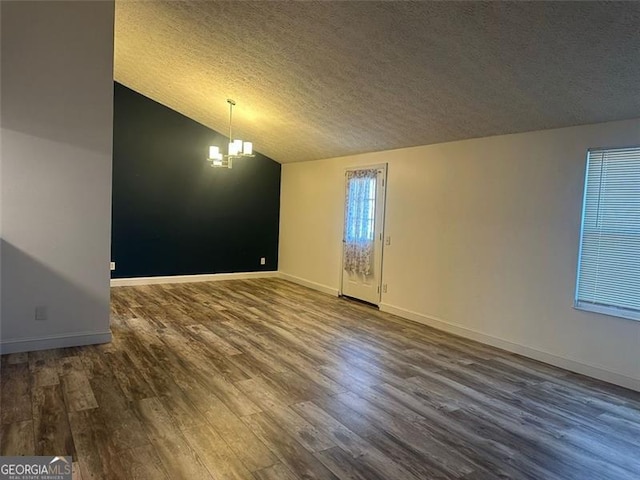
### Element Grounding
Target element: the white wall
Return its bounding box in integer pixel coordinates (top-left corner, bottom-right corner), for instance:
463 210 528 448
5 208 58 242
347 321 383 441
280 118 640 391
0 1 114 353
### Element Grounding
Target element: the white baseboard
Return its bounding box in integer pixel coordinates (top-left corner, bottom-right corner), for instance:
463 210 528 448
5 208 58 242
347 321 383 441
0 330 112 355
380 303 640 393
111 271 279 287
277 272 340 297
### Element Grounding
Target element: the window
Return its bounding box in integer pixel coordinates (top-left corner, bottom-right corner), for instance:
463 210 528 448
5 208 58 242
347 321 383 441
575 146 640 321
344 174 377 244
343 169 378 276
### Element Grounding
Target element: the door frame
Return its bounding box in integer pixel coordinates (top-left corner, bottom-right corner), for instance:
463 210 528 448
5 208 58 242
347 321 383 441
338 163 388 305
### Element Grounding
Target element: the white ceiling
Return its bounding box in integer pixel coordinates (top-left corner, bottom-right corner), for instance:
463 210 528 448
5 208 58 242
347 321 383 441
115 1 640 164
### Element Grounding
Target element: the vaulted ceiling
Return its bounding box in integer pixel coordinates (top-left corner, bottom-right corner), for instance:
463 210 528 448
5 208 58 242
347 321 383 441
115 1 640 164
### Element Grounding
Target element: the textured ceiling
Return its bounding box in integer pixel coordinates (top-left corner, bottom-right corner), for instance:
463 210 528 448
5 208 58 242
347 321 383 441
115 1 640 164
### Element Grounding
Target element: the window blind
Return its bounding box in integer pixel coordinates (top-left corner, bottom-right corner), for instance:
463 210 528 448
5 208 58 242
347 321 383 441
575 146 640 320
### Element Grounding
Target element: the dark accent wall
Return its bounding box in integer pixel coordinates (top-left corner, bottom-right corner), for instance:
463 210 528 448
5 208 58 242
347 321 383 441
112 82 281 278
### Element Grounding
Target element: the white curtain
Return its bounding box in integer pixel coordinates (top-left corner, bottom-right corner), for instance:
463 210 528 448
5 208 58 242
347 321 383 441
343 169 378 275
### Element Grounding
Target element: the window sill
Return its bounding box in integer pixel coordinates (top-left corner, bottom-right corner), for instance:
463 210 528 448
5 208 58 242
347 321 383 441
574 302 640 322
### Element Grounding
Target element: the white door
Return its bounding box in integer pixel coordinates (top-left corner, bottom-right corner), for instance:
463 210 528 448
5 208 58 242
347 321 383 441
341 165 386 305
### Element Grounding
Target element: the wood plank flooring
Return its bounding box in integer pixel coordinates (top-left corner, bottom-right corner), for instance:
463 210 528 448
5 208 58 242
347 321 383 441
1 278 640 479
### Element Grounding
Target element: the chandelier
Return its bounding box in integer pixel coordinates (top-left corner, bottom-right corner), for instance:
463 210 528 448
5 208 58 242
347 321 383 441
208 99 254 169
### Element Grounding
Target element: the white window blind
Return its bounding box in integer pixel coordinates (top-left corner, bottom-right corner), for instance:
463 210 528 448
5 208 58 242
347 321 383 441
575 146 640 321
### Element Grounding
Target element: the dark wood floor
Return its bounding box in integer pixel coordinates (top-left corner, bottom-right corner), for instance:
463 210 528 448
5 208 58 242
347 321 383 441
1 278 640 479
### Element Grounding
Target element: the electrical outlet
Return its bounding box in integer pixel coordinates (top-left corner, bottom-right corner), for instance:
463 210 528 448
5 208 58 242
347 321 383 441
110 262 116 271
385 236 391 246
260 257 266 265
383 284 388 293
35 306 47 321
